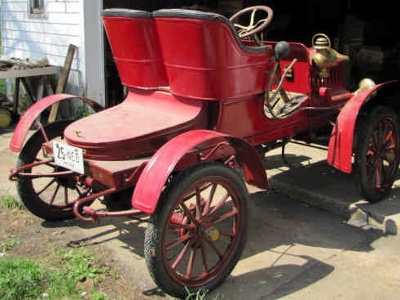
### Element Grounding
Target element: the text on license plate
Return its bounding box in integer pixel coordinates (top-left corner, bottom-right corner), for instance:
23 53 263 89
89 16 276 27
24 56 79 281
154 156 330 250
53 141 84 174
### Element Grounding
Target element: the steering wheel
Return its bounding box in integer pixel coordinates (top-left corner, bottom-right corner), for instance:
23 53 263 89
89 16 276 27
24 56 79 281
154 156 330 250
229 6 274 39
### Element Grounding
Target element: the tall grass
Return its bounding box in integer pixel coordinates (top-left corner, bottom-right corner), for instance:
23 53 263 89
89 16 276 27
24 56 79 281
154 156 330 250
0 195 24 210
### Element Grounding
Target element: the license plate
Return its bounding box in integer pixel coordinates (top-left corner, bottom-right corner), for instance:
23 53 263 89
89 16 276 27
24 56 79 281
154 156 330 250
53 141 84 174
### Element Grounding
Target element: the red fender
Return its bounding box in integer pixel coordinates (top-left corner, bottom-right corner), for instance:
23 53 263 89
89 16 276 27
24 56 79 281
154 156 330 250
327 82 394 173
132 129 268 214
9 93 103 152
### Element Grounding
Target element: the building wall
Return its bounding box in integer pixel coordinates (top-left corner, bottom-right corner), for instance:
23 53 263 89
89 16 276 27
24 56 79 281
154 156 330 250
1 0 105 105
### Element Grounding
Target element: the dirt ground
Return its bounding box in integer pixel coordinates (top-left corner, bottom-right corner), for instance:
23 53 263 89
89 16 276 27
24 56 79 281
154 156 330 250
0 126 168 300
3 125 400 300
0 206 166 300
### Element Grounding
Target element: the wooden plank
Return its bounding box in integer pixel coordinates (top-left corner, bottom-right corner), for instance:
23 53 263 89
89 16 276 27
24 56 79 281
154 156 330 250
0 66 60 79
48 44 77 122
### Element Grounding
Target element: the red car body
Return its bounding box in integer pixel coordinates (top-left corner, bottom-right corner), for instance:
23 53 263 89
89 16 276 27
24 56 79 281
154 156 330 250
8 6 400 298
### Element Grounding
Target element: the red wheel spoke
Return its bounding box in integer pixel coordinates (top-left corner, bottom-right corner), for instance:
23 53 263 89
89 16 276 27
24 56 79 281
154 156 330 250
166 232 192 251
63 187 69 206
185 248 197 278
375 162 383 188
36 178 57 196
371 131 380 152
212 209 238 225
384 128 393 144
171 240 191 270
366 141 375 156
182 182 212 201
220 230 236 238
75 186 87 198
200 245 209 273
49 183 61 206
209 192 230 215
383 127 396 151
168 221 195 231
206 239 223 258
195 187 202 219
385 144 396 152
179 201 198 225
203 183 217 215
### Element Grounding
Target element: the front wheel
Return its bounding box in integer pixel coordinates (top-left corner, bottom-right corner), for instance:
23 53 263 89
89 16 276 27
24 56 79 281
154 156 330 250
354 106 400 202
144 162 249 299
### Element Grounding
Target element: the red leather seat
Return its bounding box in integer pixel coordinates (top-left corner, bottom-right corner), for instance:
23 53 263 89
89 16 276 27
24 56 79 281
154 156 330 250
153 9 274 100
102 9 168 89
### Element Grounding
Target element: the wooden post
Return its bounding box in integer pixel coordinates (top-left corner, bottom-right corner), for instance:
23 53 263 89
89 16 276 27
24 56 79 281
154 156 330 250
48 44 78 122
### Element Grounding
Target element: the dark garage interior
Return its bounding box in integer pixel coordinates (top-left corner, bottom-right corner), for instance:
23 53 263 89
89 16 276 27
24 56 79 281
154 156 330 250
102 0 400 106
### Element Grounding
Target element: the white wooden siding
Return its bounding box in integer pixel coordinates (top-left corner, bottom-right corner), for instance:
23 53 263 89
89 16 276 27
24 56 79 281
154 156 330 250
1 0 105 104
79 0 104 104
1 0 81 67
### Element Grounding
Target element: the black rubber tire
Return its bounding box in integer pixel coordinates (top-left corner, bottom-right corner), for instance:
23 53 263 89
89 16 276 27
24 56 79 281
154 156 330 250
16 120 86 221
354 106 400 202
144 162 249 299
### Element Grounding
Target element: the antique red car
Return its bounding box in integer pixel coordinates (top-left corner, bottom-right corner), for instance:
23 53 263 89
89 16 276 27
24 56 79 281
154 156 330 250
8 5 400 298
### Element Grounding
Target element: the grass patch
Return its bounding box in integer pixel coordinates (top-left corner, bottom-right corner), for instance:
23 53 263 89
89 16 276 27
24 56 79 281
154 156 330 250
0 195 24 210
0 248 117 300
0 235 20 253
185 288 209 300
185 287 222 300
0 257 48 300
55 249 114 283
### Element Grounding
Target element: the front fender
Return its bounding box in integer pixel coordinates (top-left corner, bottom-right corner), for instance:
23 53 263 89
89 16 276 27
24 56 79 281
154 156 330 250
9 93 103 152
327 82 395 173
132 129 268 214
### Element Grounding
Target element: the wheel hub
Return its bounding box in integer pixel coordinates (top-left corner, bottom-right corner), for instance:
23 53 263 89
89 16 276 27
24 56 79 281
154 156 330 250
203 226 220 242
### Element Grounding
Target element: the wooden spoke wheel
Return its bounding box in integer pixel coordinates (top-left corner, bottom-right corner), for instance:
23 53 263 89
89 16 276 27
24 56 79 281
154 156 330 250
144 162 249 298
16 120 92 221
354 106 400 202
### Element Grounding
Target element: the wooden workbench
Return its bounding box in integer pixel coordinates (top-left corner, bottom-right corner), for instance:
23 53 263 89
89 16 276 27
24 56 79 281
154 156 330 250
0 66 61 116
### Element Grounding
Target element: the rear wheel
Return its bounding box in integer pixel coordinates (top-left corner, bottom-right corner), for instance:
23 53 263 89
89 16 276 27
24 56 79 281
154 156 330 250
17 120 92 221
144 162 249 298
354 106 400 202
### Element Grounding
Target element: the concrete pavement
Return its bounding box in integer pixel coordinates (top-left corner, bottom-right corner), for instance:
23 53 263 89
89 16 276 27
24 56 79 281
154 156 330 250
1 125 400 300
2 125 399 236
262 140 400 235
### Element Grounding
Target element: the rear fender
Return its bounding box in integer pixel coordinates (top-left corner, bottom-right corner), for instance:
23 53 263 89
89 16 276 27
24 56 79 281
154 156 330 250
9 93 103 152
327 82 395 173
132 129 268 214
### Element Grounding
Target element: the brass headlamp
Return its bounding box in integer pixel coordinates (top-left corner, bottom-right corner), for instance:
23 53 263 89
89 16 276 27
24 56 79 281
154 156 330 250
312 33 348 78
355 78 376 95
